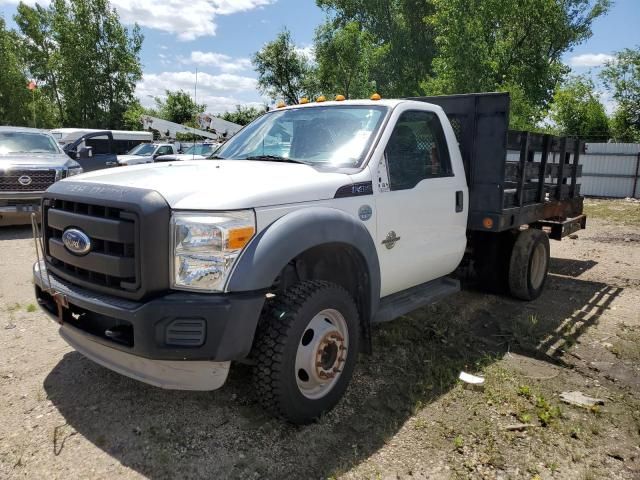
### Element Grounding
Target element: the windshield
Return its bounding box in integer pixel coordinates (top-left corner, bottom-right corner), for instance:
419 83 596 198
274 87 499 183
214 105 388 167
184 144 217 155
126 143 155 156
0 132 61 155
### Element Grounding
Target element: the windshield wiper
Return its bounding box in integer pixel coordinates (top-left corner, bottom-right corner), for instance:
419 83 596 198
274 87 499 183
208 155 225 159
244 155 309 165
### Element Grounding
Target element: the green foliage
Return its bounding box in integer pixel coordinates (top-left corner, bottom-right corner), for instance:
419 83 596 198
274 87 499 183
218 105 266 126
154 90 205 125
252 29 317 104
600 47 640 142
423 0 610 128
122 100 156 130
0 18 31 126
550 76 610 141
314 21 376 99
317 0 436 97
14 0 143 129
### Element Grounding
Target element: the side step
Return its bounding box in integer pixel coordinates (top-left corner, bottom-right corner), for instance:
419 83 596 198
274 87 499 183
373 277 460 323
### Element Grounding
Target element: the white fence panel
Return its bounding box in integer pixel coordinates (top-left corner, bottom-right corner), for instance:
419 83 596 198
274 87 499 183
582 143 640 199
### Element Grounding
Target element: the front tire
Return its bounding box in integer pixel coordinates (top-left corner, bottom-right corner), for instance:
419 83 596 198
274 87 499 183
251 281 359 424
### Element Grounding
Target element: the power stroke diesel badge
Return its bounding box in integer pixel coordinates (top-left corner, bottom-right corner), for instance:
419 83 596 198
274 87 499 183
62 228 92 256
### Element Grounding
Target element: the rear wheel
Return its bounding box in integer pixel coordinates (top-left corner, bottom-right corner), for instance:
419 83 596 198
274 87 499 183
508 228 550 300
251 280 359 424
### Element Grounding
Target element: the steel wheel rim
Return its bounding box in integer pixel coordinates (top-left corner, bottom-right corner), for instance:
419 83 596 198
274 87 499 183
530 243 547 289
294 308 349 400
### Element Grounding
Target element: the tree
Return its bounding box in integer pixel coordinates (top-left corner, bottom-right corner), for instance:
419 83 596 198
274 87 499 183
314 21 376 99
424 0 610 129
154 90 205 125
122 100 157 130
14 0 143 129
252 29 317 105
317 0 437 97
600 47 640 142
550 76 610 141
218 105 266 126
0 18 31 126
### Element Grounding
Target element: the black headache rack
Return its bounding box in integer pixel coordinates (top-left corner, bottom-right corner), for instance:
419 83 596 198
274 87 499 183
408 93 586 239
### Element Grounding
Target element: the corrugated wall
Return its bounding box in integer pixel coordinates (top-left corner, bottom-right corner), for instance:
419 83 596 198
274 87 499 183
582 143 640 199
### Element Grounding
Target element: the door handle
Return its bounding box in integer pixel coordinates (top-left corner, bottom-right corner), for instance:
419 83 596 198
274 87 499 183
105 161 118 167
455 191 464 212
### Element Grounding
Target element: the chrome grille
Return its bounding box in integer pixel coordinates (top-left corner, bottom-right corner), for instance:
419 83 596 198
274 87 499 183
0 169 56 192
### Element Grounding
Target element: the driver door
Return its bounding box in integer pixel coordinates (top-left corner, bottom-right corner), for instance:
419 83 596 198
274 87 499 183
374 106 467 297
65 131 117 171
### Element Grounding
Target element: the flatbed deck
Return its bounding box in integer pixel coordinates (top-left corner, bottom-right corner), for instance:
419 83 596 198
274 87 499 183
409 93 585 236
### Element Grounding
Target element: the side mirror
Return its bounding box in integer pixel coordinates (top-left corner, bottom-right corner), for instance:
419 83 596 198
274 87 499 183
77 146 93 159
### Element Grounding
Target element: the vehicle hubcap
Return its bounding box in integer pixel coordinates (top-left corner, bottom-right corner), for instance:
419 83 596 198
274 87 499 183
295 308 349 399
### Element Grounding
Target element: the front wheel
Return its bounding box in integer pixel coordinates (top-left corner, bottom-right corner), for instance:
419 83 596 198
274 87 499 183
251 281 359 424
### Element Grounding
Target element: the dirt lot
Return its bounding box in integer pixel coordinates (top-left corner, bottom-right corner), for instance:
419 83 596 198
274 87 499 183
0 199 639 480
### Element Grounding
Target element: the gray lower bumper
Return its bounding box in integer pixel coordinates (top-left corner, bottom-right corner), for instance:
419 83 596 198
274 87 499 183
60 324 230 391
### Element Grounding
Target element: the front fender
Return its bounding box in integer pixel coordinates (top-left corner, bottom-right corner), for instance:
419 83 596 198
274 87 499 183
226 206 381 321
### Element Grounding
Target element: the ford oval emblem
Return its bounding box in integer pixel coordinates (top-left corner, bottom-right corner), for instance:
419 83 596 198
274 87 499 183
62 228 92 256
18 175 32 186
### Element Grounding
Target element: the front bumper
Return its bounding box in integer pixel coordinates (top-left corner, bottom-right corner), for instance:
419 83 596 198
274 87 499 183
0 195 41 224
34 262 266 388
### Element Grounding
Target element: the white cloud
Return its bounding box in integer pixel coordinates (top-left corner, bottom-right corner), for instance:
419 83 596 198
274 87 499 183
2 0 275 40
296 45 315 63
569 53 614 68
110 0 274 41
187 51 252 73
136 71 260 113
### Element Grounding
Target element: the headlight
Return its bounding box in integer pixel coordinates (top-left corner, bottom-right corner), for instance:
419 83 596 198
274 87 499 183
171 211 256 292
66 166 83 177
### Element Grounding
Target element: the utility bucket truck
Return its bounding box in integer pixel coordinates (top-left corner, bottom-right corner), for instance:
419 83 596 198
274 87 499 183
32 93 585 424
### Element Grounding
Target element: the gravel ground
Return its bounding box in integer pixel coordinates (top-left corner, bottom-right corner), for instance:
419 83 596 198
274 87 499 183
0 199 639 479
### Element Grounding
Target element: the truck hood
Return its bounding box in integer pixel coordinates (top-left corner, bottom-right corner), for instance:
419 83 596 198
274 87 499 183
0 153 75 168
67 160 353 209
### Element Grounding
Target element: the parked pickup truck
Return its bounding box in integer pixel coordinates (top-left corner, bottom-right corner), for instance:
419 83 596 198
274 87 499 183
116 143 177 166
32 93 586 424
0 127 82 226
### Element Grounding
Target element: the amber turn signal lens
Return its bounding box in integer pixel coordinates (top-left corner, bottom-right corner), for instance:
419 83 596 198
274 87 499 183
228 226 255 249
482 217 494 229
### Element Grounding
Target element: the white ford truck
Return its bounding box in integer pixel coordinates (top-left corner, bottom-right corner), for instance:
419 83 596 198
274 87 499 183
33 93 586 424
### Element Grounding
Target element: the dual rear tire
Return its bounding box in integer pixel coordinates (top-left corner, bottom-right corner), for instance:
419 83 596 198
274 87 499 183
475 228 550 301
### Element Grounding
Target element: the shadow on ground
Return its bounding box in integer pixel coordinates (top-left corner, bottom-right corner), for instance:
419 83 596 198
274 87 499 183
0 225 33 240
43 259 622 479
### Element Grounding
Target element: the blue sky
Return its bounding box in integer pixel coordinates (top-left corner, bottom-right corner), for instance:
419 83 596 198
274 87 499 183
1 0 638 114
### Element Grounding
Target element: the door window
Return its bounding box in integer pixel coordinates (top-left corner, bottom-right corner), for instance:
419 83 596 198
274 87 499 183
156 146 172 155
385 110 453 191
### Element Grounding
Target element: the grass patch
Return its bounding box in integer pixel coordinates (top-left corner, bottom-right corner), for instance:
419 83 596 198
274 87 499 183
583 199 640 226
26 303 37 313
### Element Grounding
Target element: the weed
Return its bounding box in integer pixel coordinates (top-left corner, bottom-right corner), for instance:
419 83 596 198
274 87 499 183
453 435 464 451
535 396 561 426
517 385 532 399
517 412 532 424
414 418 429 430
26 303 37 313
